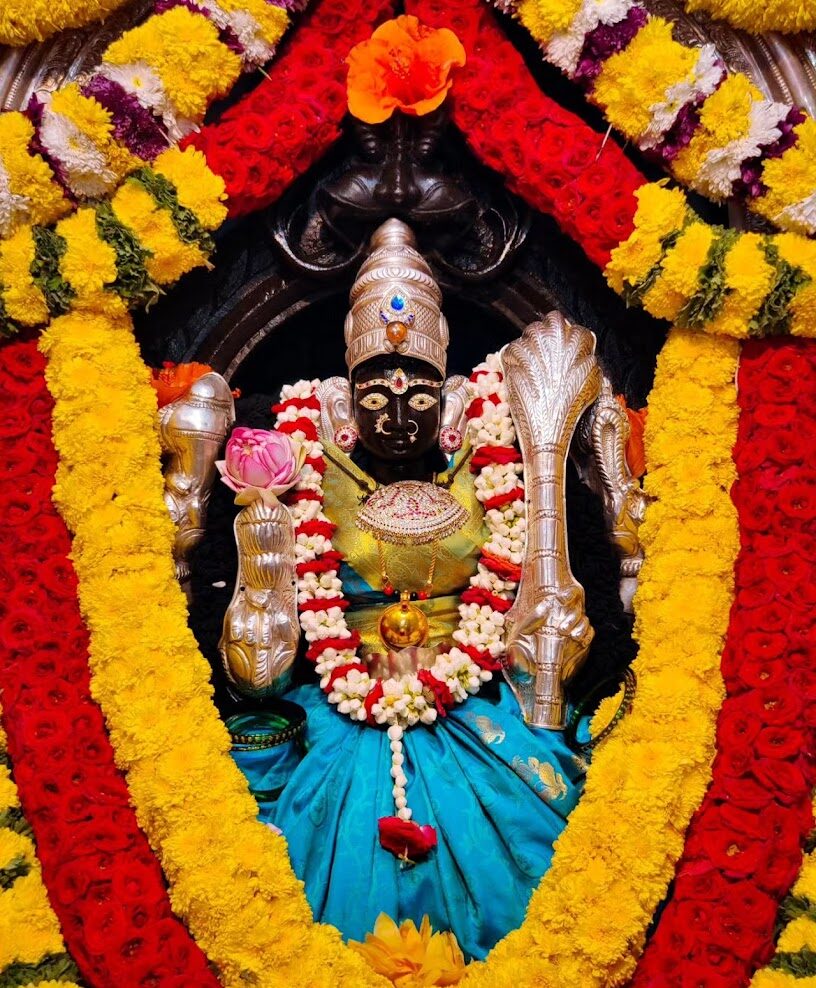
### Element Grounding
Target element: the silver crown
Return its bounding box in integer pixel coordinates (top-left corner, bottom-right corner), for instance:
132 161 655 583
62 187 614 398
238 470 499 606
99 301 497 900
344 219 449 377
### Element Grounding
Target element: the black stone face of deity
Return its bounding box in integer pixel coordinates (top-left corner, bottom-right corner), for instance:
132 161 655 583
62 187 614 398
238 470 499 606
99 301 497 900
352 355 446 485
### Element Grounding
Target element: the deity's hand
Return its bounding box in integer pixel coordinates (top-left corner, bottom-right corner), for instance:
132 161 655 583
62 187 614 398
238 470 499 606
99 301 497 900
159 372 235 591
219 498 300 698
221 587 300 697
505 585 594 730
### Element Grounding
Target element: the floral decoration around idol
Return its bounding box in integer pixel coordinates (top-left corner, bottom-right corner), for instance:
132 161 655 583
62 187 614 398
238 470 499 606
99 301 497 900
0 0 812 985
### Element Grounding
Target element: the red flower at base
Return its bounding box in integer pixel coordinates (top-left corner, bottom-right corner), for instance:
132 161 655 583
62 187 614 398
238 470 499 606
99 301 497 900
378 816 437 861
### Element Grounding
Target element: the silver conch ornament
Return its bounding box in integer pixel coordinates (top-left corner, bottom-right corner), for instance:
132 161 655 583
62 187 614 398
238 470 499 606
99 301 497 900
159 372 235 594
501 314 601 730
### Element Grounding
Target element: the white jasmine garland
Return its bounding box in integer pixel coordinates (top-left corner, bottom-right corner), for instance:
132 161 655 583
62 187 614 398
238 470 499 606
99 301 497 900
273 357 525 823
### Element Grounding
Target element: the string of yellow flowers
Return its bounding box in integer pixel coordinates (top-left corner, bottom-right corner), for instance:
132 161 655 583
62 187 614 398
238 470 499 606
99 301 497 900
0 0 290 237
509 0 816 238
750 798 816 986
0 0 130 46
0 144 228 334
41 303 389 987
458 328 740 987
682 0 816 35
0 712 82 987
605 183 816 338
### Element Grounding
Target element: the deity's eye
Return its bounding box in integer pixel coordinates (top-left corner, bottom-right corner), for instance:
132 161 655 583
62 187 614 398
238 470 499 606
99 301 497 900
408 393 438 412
359 392 389 411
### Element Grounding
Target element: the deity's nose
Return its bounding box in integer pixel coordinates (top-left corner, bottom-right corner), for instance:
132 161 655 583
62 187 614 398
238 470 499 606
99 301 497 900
392 397 410 431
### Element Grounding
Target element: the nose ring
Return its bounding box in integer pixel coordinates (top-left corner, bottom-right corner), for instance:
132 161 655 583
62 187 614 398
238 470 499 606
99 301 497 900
407 420 419 444
375 412 391 435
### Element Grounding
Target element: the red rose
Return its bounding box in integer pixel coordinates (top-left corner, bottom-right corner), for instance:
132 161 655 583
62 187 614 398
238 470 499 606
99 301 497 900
708 774 772 811
378 816 437 859
753 757 807 801
754 725 806 760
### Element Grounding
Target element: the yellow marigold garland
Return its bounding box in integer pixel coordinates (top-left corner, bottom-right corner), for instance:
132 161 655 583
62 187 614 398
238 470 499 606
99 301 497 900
41 307 389 987
606 184 816 338
0 1 289 238
0 713 80 986
683 0 816 34
0 0 129 45
457 328 739 986
0 145 227 334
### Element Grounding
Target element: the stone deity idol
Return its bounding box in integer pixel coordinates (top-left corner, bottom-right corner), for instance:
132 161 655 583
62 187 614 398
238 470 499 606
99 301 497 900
169 219 643 959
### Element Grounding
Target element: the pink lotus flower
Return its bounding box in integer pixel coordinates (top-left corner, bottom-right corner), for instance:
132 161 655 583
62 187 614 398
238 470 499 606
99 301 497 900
216 427 305 506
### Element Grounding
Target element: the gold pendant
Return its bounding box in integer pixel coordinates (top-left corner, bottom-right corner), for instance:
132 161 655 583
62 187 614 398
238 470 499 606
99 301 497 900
379 591 430 650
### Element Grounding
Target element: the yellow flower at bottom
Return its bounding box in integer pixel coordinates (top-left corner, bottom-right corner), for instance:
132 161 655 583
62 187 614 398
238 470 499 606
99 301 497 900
351 914 466 986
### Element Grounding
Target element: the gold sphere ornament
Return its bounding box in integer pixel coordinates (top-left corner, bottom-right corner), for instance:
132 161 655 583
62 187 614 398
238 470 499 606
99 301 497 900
379 591 429 650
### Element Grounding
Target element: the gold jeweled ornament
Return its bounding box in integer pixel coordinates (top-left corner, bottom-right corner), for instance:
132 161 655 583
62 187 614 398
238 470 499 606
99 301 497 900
361 480 465 649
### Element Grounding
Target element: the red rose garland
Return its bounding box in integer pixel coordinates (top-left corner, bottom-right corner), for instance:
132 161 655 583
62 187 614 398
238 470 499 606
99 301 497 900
185 0 397 217
631 338 816 987
406 0 644 270
0 338 219 988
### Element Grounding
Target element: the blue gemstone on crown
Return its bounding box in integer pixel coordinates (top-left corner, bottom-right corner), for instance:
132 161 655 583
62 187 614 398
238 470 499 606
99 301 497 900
390 294 406 312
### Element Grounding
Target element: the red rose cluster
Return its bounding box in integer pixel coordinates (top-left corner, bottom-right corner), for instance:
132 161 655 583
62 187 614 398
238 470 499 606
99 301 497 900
632 338 816 987
0 339 218 987
185 0 397 218
406 0 643 270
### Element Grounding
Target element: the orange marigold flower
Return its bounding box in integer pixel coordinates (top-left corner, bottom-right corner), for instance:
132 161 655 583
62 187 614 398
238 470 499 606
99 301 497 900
151 361 213 408
346 15 466 125
616 394 648 478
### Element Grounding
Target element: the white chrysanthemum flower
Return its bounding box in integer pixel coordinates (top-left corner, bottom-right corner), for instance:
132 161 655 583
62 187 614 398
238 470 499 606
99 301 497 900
39 106 116 198
640 46 725 150
99 60 195 142
774 189 816 236
0 157 29 238
696 98 790 199
547 0 636 76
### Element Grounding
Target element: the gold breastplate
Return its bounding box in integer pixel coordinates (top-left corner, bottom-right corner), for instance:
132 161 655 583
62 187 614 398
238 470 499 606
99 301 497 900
321 442 485 655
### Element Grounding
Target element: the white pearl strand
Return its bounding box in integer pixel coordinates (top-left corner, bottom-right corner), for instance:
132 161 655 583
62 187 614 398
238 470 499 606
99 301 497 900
388 724 412 821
